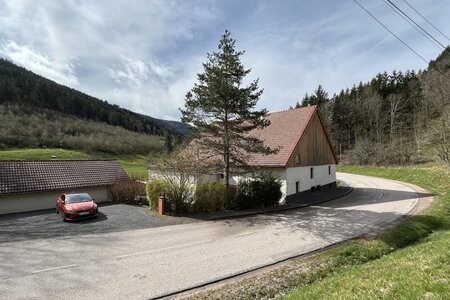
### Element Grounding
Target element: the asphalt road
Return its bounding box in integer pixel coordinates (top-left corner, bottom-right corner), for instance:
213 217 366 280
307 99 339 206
0 173 422 300
0 204 195 243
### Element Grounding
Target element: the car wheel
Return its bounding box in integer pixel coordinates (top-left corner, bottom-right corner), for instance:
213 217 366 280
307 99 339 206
61 212 66 222
56 206 59 214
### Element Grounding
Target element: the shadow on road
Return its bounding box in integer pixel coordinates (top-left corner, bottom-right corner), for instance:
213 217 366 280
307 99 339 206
317 187 431 208
214 186 429 243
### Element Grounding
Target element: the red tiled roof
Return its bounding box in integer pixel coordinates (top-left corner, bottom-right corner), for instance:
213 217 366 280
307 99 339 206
0 160 129 196
247 105 317 167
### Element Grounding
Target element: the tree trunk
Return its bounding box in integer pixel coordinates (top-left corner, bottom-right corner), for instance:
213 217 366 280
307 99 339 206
225 153 230 190
224 109 230 190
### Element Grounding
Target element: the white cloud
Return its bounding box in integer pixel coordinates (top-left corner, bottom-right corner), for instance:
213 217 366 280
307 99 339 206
108 56 175 87
0 40 78 86
0 0 449 120
149 61 174 80
108 56 149 86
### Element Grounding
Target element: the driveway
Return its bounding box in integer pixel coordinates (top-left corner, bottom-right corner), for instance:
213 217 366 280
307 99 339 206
0 203 195 243
0 173 425 300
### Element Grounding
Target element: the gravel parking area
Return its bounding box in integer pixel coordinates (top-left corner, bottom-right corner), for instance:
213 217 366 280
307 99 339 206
0 203 196 243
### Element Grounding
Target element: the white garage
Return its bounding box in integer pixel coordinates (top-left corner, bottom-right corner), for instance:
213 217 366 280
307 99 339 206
0 160 129 215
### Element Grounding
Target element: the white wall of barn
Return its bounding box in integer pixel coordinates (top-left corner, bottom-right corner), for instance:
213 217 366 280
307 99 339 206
285 164 336 195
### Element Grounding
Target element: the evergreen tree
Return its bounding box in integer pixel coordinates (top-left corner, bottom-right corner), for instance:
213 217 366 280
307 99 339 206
302 85 329 107
165 134 173 154
180 30 275 189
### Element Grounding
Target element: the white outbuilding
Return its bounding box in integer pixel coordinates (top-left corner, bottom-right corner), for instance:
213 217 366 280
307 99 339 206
0 160 129 214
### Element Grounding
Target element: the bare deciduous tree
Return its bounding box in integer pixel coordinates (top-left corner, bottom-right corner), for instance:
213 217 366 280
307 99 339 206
428 106 450 170
388 93 406 144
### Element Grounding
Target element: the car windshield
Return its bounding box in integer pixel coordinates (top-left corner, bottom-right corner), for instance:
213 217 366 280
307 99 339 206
66 193 92 204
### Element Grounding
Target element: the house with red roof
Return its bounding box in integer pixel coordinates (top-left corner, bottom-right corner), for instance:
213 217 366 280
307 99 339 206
150 105 338 203
0 160 129 214
227 105 338 201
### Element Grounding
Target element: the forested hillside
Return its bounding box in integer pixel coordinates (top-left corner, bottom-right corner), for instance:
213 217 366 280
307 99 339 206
294 48 450 166
0 59 187 136
0 59 189 154
0 103 165 154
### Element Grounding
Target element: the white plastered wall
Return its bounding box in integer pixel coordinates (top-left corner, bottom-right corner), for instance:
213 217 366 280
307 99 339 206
285 164 336 196
148 169 217 186
0 186 108 215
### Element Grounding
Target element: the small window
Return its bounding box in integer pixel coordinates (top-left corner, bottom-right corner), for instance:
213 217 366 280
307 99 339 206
295 181 299 193
310 167 314 179
328 165 331 175
295 152 301 164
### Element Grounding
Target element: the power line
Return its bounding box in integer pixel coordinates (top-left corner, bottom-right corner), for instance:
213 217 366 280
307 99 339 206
384 0 446 50
401 0 450 44
353 0 429 65
352 0 450 79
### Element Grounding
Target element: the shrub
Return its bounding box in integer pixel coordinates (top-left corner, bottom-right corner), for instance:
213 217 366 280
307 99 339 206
165 180 195 214
235 179 255 209
146 179 171 210
235 172 282 209
259 172 283 206
194 182 227 213
110 180 145 205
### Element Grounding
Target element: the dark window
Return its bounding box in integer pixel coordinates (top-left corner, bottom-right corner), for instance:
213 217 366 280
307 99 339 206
328 165 331 175
295 181 299 193
310 167 314 179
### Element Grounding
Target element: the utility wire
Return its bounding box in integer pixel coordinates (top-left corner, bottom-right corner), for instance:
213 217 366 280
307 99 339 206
401 0 450 44
352 0 450 79
384 0 446 50
353 0 430 66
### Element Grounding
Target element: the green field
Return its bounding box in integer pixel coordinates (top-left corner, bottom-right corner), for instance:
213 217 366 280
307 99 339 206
0 148 149 179
280 164 450 300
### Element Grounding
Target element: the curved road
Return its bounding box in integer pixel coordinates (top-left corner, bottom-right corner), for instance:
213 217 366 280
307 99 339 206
0 173 420 299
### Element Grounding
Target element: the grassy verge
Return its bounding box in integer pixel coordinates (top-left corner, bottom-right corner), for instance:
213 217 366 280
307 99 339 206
185 164 449 299
279 165 449 300
0 148 149 179
0 148 91 160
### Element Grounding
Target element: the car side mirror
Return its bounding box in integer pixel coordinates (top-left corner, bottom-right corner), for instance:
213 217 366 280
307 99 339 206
92 199 95 202
61 200 65 204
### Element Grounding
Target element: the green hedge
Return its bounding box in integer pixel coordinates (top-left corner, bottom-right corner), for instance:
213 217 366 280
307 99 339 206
194 182 226 213
235 172 282 209
146 179 171 210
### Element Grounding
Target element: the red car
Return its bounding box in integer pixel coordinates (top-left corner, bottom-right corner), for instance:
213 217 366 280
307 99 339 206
56 193 98 221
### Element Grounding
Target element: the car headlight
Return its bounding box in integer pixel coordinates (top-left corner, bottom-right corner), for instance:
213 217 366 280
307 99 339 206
66 208 75 213
93 204 98 209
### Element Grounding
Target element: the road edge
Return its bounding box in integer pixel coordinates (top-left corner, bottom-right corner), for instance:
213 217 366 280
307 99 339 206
159 177 433 300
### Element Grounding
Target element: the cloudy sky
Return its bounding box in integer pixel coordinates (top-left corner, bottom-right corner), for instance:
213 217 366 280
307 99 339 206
1 0 449 120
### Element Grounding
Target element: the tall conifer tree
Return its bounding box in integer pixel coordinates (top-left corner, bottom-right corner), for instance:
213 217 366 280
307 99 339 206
181 30 275 189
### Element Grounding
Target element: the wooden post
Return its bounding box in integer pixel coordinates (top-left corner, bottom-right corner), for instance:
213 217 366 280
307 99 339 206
158 195 165 215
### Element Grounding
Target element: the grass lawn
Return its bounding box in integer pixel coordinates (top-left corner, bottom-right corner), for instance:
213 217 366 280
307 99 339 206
279 164 450 300
0 148 149 179
0 148 91 160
